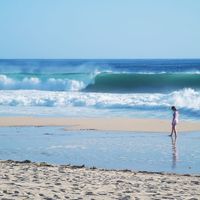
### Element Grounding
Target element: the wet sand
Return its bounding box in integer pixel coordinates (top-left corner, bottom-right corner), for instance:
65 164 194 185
0 160 199 200
0 117 200 132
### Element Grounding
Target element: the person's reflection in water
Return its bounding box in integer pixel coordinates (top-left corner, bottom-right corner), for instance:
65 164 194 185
171 137 178 169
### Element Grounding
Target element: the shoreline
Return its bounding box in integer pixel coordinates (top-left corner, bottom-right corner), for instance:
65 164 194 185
1 159 200 176
0 159 200 199
0 116 200 132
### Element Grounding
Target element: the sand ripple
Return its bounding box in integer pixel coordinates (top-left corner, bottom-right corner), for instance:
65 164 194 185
0 160 200 200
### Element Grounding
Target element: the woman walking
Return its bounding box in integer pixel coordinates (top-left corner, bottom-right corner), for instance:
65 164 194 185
169 106 179 138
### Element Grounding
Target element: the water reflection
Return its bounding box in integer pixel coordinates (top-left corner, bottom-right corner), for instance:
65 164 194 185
1 127 200 173
171 137 178 169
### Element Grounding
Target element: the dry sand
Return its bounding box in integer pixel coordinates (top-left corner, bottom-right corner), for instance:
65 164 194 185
0 116 200 132
0 160 199 200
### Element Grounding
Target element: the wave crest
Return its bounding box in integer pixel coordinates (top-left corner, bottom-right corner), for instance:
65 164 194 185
1 72 200 93
0 75 85 91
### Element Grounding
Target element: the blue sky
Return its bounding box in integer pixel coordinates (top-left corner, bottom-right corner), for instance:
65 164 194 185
0 0 200 59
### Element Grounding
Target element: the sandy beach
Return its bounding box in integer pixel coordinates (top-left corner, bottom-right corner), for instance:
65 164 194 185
1 0 200 199
0 117 200 199
0 117 200 132
0 160 199 200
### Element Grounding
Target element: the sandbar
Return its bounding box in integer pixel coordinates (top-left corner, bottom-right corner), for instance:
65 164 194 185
0 117 200 132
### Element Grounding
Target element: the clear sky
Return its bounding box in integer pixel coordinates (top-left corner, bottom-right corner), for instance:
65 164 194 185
0 0 200 59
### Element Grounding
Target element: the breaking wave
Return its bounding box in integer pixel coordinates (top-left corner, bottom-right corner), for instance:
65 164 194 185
0 74 86 91
84 73 200 92
0 88 199 111
0 72 200 93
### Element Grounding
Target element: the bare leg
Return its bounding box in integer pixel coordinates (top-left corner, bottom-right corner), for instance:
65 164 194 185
174 126 177 138
169 125 174 136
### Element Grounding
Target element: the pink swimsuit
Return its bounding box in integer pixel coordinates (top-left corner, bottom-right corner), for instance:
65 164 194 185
172 111 179 125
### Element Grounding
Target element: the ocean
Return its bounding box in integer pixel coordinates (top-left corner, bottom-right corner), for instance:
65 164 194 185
0 59 200 120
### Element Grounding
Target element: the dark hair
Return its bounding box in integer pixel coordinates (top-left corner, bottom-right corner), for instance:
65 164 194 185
171 106 176 110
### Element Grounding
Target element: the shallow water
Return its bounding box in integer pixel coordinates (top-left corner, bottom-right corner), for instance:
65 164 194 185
0 127 200 174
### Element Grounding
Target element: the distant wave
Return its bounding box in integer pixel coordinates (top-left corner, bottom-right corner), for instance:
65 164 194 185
0 88 199 112
0 72 200 93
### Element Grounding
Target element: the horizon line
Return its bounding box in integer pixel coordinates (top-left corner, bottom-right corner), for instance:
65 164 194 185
0 58 200 60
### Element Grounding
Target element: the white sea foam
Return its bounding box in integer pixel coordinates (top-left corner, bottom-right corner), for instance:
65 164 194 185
0 89 199 111
170 88 200 110
0 75 85 91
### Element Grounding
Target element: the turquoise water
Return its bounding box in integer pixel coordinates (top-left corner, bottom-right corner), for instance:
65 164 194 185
0 127 200 174
0 59 200 120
